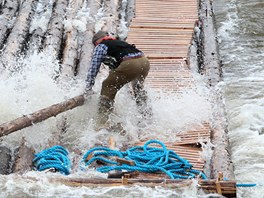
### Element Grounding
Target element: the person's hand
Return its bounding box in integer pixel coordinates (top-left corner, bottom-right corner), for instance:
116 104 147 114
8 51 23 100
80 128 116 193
84 87 95 98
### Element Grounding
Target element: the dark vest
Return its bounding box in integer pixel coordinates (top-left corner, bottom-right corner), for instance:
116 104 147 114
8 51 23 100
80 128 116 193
101 40 142 63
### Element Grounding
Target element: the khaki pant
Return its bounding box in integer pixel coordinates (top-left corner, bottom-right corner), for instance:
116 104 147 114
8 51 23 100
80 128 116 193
97 56 151 127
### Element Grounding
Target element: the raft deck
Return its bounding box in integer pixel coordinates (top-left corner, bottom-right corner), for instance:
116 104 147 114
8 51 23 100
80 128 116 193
127 0 207 178
0 0 236 196
125 0 235 196
61 0 235 197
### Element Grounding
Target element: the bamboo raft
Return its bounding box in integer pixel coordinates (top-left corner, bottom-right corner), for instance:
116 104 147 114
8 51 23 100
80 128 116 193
0 0 236 197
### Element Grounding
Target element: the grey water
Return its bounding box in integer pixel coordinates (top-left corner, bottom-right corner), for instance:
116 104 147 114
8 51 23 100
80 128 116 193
214 0 264 197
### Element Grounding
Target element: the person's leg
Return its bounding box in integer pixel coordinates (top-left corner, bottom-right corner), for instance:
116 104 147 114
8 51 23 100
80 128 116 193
131 57 152 121
96 59 142 128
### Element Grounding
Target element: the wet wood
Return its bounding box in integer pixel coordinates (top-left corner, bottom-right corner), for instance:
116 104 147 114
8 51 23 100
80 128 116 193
0 95 85 138
43 0 68 58
0 145 11 174
13 137 35 173
78 0 101 78
28 0 53 51
60 0 83 80
0 0 19 47
1 0 35 63
48 177 236 197
199 0 235 180
199 0 222 85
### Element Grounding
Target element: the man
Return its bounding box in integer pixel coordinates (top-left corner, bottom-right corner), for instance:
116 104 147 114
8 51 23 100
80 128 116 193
85 30 152 129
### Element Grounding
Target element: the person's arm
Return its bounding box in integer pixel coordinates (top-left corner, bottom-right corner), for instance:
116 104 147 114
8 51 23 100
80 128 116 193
85 44 108 91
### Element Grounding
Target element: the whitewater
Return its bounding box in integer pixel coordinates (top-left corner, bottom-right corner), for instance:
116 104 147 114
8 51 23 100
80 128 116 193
0 0 213 197
214 0 264 197
0 0 263 197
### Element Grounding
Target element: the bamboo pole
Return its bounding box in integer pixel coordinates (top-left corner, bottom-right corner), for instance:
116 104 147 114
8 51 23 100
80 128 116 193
0 95 85 138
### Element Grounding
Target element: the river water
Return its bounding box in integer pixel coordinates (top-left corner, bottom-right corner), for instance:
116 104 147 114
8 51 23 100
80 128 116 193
0 0 263 197
214 0 264 197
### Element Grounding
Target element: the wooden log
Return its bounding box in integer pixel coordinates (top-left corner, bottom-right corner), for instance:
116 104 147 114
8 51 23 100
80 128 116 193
27 0 53 52
0 95 85 138
1 0 35 64
43 0 68 58
103 0 120 34
13 137 35 174
0 145 12 174
78 0 100 78
123 0 135 27
60 0 83 80
48 177 236 196
199 0 222 85
0 0 19 47
199 0 235 180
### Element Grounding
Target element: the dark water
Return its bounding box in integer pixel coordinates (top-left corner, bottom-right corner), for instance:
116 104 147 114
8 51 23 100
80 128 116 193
214 0 264 197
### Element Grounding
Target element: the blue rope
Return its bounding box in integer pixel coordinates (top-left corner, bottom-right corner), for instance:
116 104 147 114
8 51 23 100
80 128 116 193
224 178 257 188
33 145 71 175
81 140 207 179
236 183 257 187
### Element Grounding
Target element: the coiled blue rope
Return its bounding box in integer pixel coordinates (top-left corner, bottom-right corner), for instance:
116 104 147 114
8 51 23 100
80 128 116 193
33 145 71 175
82 140 207 179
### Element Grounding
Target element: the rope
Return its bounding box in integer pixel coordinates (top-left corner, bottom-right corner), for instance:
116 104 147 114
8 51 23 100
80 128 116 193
82 140 207 179
33 145 71 175
236 183 257 187
224 178 257 188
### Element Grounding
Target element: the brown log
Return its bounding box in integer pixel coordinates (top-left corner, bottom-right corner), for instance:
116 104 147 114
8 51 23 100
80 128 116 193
13 137 35 174
0 0 19 46
48 177 236 196
0 95 85 138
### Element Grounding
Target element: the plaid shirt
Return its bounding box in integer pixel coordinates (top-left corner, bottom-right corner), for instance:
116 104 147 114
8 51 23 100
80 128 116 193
85 44 108 89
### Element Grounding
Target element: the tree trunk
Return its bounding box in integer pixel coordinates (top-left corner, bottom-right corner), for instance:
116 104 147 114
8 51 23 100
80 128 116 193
78 0 101 78
43 0 68 58
0 95 85 138
1 0 35 65
103 0 120 34
27 0 54 53
199 0 234 179
60 0 83 80
0 0 19 47
0 145 12 174
13 137 35 174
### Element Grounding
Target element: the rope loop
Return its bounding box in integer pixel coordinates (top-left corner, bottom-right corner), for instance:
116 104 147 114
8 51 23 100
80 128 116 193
33 145 71 175
82 140 207 180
